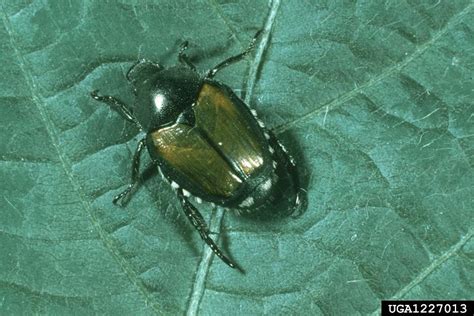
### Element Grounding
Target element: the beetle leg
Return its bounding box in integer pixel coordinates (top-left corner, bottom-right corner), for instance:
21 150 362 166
206 30 262 79
268 131 303 213
91 90 141 128
178 41 197 72
112 137 147 206
177 189 237 269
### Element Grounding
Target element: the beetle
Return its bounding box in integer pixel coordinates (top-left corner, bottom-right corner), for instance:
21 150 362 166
91 32 301 269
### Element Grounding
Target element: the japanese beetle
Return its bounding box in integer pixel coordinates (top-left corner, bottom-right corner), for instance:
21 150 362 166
91 32 301 269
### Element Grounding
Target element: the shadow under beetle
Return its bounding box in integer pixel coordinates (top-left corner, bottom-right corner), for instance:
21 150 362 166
91 32 302 269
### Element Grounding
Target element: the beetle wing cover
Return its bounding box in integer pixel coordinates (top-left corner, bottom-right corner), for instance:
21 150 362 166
149 82 269 200
150 124 242 198
194 83 266 177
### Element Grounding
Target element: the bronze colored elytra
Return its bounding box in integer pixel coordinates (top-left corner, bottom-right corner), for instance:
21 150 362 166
151 82 268 198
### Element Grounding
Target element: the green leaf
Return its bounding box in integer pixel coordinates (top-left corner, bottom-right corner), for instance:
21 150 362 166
1 0 473 314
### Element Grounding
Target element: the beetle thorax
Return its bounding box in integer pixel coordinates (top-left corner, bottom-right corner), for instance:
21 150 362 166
130 65 202 132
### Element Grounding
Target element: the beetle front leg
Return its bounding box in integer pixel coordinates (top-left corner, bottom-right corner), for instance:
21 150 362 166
113 137 148 206
176 189 237 269
91 90 141 128
206 30 262 79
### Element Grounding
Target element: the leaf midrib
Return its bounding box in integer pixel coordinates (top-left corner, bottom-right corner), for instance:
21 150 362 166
185 0 283 315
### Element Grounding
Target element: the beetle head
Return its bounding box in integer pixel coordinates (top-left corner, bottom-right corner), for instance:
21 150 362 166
127 61 201 131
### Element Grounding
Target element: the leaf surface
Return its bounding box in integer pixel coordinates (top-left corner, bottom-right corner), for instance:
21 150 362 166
1 1 473 314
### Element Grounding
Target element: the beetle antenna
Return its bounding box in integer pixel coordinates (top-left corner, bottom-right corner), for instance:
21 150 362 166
178 40 197 71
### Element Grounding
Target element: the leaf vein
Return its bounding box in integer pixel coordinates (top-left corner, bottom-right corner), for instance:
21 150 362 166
371 228 474 315
275 2 474 134
1 9 162 315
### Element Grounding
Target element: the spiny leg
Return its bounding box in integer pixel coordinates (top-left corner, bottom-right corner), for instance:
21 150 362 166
269 131 302 212
178 41 197 72
91 90 140 127
206 30 262 79
113 137 148 206
91 90 147 205
177 189 236 268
